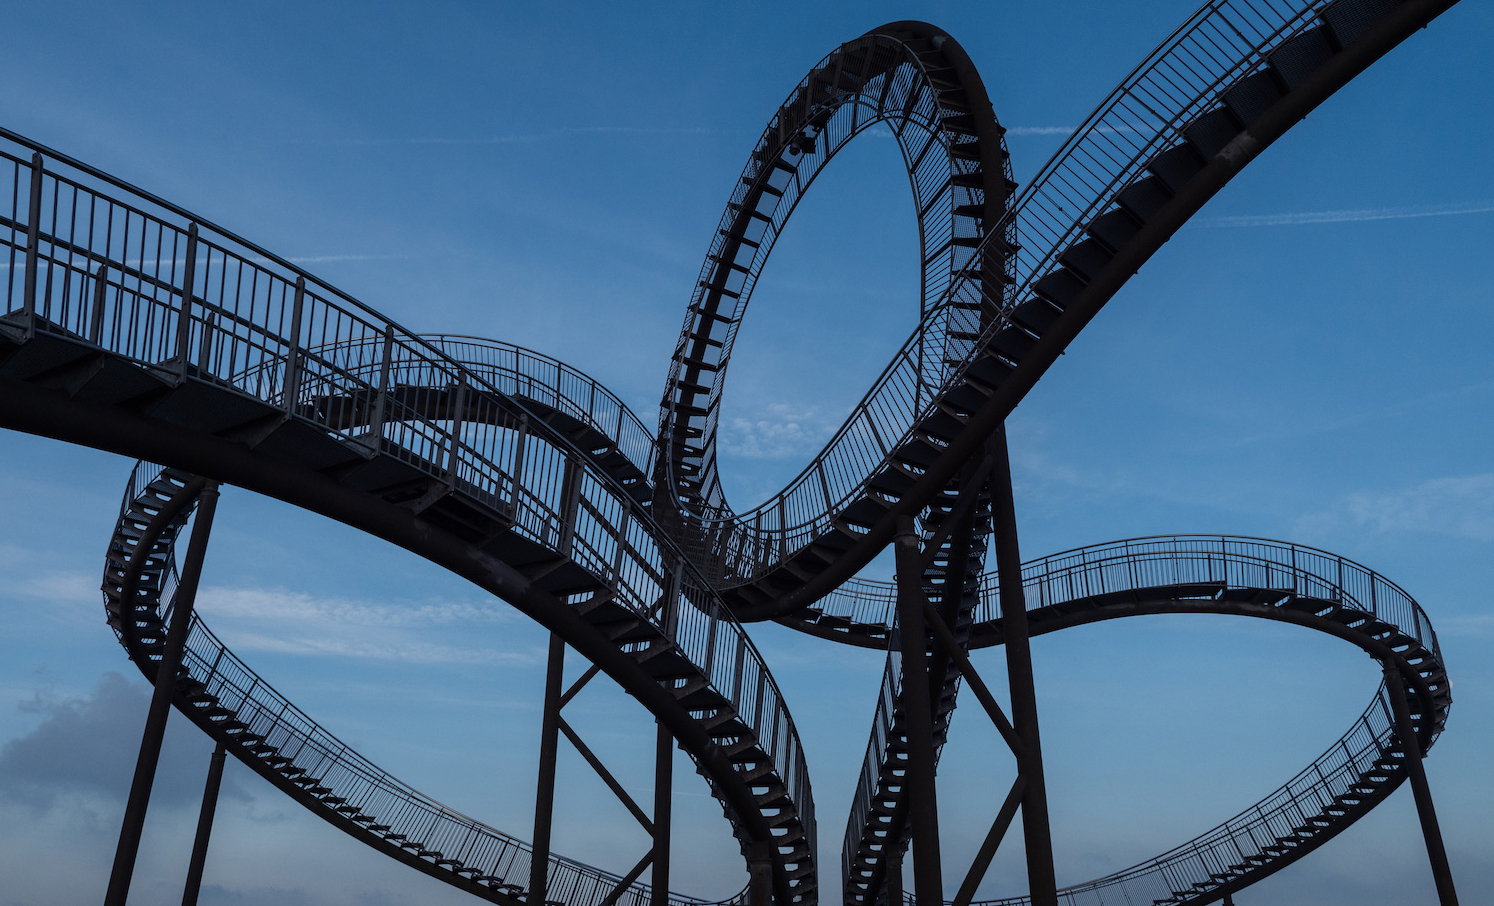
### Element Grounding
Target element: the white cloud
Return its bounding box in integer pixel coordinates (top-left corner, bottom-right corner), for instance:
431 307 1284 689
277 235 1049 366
1300 473 1494 542
196 586 538 667
718 402 840 461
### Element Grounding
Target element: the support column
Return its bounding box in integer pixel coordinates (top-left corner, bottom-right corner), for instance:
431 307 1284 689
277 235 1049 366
529 633 566 904
181 741 228 906
894 516 943 906
105 481 221 906
885 852 904 905
1383 663 1459 906
650 721 673 906
747 842 774 906
989 430 1057 906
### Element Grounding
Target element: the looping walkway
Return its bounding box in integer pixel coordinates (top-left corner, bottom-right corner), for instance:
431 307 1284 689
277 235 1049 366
0 0 1467 903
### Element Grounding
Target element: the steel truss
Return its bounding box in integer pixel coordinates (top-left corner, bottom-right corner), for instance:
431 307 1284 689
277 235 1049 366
0 0 1469 904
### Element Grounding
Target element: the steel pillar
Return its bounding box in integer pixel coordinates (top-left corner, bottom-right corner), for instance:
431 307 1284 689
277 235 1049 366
651 721 673 906
181 741 228 906
989 430 1057 906
894 515 943 905
105 480 220 906
529 633 566 903
747 842 774 906
1383 664 1459 906
885 853 904 906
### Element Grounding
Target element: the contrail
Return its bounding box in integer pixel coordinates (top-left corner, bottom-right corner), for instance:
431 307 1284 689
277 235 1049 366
1193 200 1494 228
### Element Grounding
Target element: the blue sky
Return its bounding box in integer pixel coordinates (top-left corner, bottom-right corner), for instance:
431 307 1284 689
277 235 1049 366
1 1 1491 904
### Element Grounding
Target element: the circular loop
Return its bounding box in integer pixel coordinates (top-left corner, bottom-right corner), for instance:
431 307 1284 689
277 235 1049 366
657 23 1015 589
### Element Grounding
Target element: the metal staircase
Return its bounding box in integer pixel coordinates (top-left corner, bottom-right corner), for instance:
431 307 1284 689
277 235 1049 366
0 0 1466 902
104 462 737 906
659 0 1461 625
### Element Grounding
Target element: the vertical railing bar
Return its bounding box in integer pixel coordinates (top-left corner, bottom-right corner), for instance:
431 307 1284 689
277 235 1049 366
175 223 199 385
22 152 44 338
283 276 305 414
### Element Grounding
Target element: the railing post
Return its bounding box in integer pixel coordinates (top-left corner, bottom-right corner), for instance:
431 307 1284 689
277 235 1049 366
1382 662 1460 906
368 326 394 447
22 151 44 339
557 457 583 558
282 277 305 415
175 223 200 385
508 414 530 520
446 376 468 490
181 741 228 906
89 264 109 345
105 480 221 906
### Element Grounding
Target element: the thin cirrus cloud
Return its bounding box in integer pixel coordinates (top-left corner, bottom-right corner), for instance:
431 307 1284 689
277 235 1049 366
1193 199 1494 228
718 402 838 460
282 125 734 147
1299 472 1494 543
195 585 538 667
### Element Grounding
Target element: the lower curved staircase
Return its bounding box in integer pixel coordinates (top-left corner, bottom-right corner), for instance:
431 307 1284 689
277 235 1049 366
103 461 747 906
824 537 1450 905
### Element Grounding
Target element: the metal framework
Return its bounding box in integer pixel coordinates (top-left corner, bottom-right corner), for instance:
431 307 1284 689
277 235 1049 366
0 0 1468 904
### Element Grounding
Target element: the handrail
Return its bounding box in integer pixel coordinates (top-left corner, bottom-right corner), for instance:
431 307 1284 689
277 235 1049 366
801 534 1442 665
232 333 656 477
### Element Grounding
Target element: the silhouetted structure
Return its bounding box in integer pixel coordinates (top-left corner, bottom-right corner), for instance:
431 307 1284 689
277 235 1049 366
0 1 1464 904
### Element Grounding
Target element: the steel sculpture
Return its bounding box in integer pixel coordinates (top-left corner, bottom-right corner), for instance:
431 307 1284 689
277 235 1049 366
0 0 1468 904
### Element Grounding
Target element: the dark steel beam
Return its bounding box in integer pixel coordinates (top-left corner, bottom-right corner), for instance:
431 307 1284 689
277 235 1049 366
894 516 943 905
181 741 228 906
1383 663 1460 906
599 851 653 906
557 716 653 834
105 480 220 906
529 633 566 903
953 776 1026 906
885 855 903 906
651 722 673 906
747 844 773 906
989 431 1057 906
921 599 1022 756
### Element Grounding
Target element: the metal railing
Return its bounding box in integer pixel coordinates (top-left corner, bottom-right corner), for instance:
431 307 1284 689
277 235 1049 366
0 120 814 899
673 0 1345 585
232 334 655 477
808 535 1442 671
